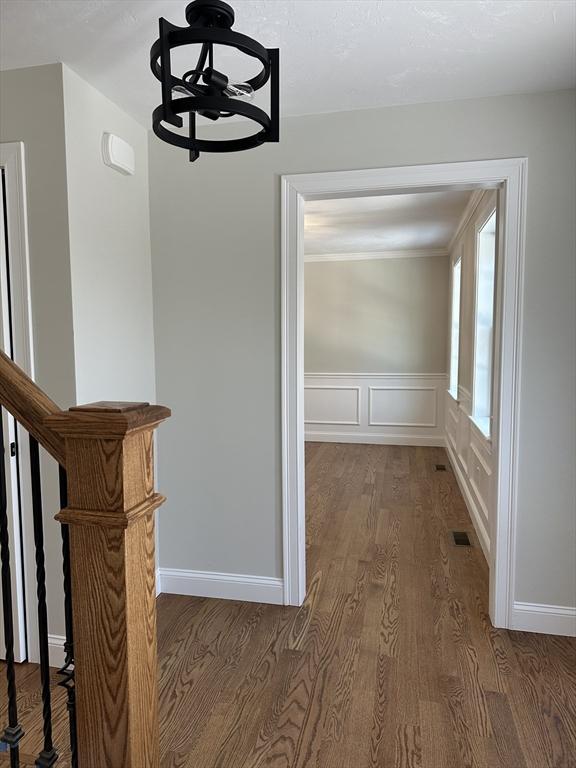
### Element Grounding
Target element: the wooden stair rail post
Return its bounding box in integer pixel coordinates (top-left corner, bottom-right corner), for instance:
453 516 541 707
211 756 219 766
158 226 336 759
45 401 171 768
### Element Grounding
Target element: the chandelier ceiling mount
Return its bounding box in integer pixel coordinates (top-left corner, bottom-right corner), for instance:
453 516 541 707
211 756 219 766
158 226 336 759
150 0 279 162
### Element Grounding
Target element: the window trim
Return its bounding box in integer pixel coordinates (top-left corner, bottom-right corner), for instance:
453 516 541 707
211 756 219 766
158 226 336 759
448 253 462 400
472 205 498 440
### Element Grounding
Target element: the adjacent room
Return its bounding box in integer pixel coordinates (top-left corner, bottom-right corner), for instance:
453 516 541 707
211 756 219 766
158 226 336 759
302 188 498 560
302 188 503 718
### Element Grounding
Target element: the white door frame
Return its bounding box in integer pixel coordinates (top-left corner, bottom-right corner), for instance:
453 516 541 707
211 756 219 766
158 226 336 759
281 158 527 629
0 141 36 661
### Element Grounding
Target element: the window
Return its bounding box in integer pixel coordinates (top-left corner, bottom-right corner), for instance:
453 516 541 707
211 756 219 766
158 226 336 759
473 209 497 437
449 258 462 396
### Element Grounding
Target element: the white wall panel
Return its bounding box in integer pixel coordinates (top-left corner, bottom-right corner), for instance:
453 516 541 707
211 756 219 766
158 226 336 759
304 386 360 425
444 389 493 561
446 398 459 453
369 387 436 427
305 373 446 445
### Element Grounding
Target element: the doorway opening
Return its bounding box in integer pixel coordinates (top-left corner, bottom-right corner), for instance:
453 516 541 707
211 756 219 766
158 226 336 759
281 159 527 630
0 141 36 663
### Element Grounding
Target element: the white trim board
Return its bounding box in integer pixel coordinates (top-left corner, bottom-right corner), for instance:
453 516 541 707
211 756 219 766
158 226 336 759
158 568 284 605
48 635 66 669
510 603 576 638
282 158 527 624
304 248 448 263
307 372 447 380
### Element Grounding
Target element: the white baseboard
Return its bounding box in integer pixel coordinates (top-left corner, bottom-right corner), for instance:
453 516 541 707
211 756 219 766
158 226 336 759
158 568 284 605
305 432 445 446
27 634 66 668
445 440 490 562
510 602 576 637
48 634 66 669
47 570 282 669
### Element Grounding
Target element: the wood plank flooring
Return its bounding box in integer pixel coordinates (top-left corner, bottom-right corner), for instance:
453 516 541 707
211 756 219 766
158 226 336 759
2 444 575 767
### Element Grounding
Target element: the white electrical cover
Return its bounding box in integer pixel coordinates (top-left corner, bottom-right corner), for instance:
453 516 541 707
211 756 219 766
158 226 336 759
101 132 135 175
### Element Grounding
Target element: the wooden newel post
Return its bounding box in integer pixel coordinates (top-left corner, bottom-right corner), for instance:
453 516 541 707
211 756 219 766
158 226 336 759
45 401 170 768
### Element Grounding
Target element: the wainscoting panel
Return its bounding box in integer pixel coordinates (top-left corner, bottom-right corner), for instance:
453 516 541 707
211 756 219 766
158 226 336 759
444 388 493 561
305 373 446 445
369 386 437 427
304 385 360 425
446 397 459 454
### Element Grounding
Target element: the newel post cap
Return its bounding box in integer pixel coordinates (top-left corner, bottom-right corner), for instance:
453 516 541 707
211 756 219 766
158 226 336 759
44 400 171 439
47 402 171 528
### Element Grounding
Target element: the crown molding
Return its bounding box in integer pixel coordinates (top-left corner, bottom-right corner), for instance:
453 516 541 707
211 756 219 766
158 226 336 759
304 248 448 263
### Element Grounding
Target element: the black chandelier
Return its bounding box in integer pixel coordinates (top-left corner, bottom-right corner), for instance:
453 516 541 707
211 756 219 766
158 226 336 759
150 0 279 162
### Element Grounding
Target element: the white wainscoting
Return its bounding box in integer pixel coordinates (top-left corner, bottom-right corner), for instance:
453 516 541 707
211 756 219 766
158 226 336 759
304 373 446 446
444 387 492 562
304 385 360 425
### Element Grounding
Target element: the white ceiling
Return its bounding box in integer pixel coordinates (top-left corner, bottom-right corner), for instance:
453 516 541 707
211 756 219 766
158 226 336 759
304 190 473 255
0 1 575 127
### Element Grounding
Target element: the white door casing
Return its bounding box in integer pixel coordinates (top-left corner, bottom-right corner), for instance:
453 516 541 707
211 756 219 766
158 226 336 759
0 141 36 661
281 158 527 630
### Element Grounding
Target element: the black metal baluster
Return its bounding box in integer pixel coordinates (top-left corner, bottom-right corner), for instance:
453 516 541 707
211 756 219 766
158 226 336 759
57 466 77 768
29 437 57 767
0 407 22 768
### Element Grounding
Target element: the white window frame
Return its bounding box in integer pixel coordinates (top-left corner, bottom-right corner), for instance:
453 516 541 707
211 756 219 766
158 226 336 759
472 206 498 439
449 253 462 399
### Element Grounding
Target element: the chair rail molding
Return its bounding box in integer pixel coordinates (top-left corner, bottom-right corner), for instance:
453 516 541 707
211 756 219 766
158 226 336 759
304 248 448 263
306 372 447 379
282 158 528 626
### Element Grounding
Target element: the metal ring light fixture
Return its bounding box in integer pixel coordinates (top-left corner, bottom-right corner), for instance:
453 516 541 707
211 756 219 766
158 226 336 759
150 0 279 162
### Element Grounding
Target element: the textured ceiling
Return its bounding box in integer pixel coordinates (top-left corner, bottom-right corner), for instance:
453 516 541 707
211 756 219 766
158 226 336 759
304 190 473 255
0 1 574 127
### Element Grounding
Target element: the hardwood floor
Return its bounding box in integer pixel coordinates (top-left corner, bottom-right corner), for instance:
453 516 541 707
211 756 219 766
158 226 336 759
3 444 575 767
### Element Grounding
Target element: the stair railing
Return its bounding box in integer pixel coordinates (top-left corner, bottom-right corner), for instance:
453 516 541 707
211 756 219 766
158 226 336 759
0 348 170 768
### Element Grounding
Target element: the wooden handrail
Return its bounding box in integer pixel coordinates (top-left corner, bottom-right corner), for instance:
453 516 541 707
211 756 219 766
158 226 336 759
0 349 66 466
1 346 170 765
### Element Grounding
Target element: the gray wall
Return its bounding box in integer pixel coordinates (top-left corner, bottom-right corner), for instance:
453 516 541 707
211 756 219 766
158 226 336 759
0 64 77 410
0 64 76 637
62 66 156 405
0 63 157 639
304 256 449 373
150 89 576 608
